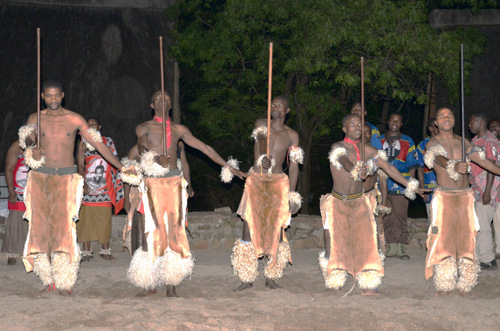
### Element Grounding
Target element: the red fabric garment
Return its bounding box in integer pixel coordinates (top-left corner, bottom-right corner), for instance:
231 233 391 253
344 137 360 161
153 116 171 149
8 153 28 211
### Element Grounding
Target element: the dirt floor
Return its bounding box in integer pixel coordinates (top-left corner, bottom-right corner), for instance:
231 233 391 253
1 246 499 330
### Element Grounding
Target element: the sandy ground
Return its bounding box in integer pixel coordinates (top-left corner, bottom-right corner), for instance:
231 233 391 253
1 246 499 331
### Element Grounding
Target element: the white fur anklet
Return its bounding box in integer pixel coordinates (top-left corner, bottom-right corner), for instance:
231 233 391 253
318 251 348 289
33 253 53 286
356 270 382 290
264 242 291 281
456 258 479 293
220 157 240 183
433 257 457 292
231 239 259 283
52 252 81 291
158 250 195 286
127 248 160 290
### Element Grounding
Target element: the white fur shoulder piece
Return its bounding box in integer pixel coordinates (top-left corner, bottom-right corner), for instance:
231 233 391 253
424 144 448 169
251 126 268 142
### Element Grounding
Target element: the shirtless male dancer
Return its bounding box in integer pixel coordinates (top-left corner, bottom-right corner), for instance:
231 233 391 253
232 96 303 291
124 90 246 297
19 80 131 296
423 107 500 296
319 114 427 295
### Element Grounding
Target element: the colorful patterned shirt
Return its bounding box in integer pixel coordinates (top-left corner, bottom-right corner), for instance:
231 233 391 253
380 133 419 195
469 130 500 206
416 137 437 203
367 122 383 150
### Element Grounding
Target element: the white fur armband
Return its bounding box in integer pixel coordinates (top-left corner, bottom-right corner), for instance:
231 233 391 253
404 177 419 200
446 159 461 181
288 191 302 211
468 146 486 161
289 146 305 164
366 150 387 176
81 128 102 151
328 147 348 171
220 157 240 183
377 169 388 179
350 161 364 182
251 126 268 142
120 157 143 186
24 145 46 169
18 124 37 149
424 144 448 169
140 150 170 177
256 154 276 175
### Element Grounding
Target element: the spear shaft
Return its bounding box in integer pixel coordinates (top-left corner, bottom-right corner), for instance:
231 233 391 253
267 42 273 158
360 57 365 164
160 36 166 157
37 28 41 148
460 44 465 162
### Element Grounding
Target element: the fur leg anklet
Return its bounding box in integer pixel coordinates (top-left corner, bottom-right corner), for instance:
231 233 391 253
264 242 291 281
318 251 347 289
33 254 53 286
231 239 259 283
52 252 81 291
158 250 195 286
456 258 479 293
127 248 160 290
433 257 457 292
356 270 382 290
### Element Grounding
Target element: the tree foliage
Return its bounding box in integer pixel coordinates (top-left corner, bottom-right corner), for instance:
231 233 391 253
169 0 486 212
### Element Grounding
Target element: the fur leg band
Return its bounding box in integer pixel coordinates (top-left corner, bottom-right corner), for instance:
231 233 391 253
82 128 102 151
375 205 391 216
231 239 259 283
251 126 268 142
404 177 419 200
318 251 348 289
33 254 53 286
140 150 170 177
120 157 143 186
446 160 461 182
82 250 93 257
24 146 46 169
18 124 37 149
328 147 348 171
100 248 111 256
356 270 382 290
433 257 457 292
424 144 448 169
52 252 81 291
264 242 291 281
288 191 302 212
456 258 479 293
158 250 195 286
377 169 388 179
127 248 160 290
220 157 240 183
289 146 305 164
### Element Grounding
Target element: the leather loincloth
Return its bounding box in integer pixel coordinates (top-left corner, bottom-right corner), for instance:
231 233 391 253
364 186 379 214
320 192 383 277
425 187 478 279
142 174 190 262
237 173 291 267
22 170 83 272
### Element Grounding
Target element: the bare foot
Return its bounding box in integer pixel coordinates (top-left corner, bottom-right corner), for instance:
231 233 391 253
166 285 179 298
100 254 114 261
458 291 470 298
135 289 157 297
265 278 282 289
361 289 380 296
59 289 72 296
234 282 253 291
7 257 17 265
435 291 450 297
36 284 55 298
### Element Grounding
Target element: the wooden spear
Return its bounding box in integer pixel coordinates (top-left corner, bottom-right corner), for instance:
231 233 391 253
460 44 465 162
360 57 365 164
267 42 273 158
159 36 167 157
37 28 41 148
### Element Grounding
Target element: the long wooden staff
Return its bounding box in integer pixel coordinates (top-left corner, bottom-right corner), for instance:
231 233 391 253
159 36 167 157
360 57 365 164
267 42 273 158
460 44 465 162
37 28 41 148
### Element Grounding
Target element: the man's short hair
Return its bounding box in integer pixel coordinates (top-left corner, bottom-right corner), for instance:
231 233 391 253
472 112 488 124
351 102 361 111
388 112 403 121
88 117 101 126
342 113 359 127
274 95 289 109
152 90 170 103
42 79 63 92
